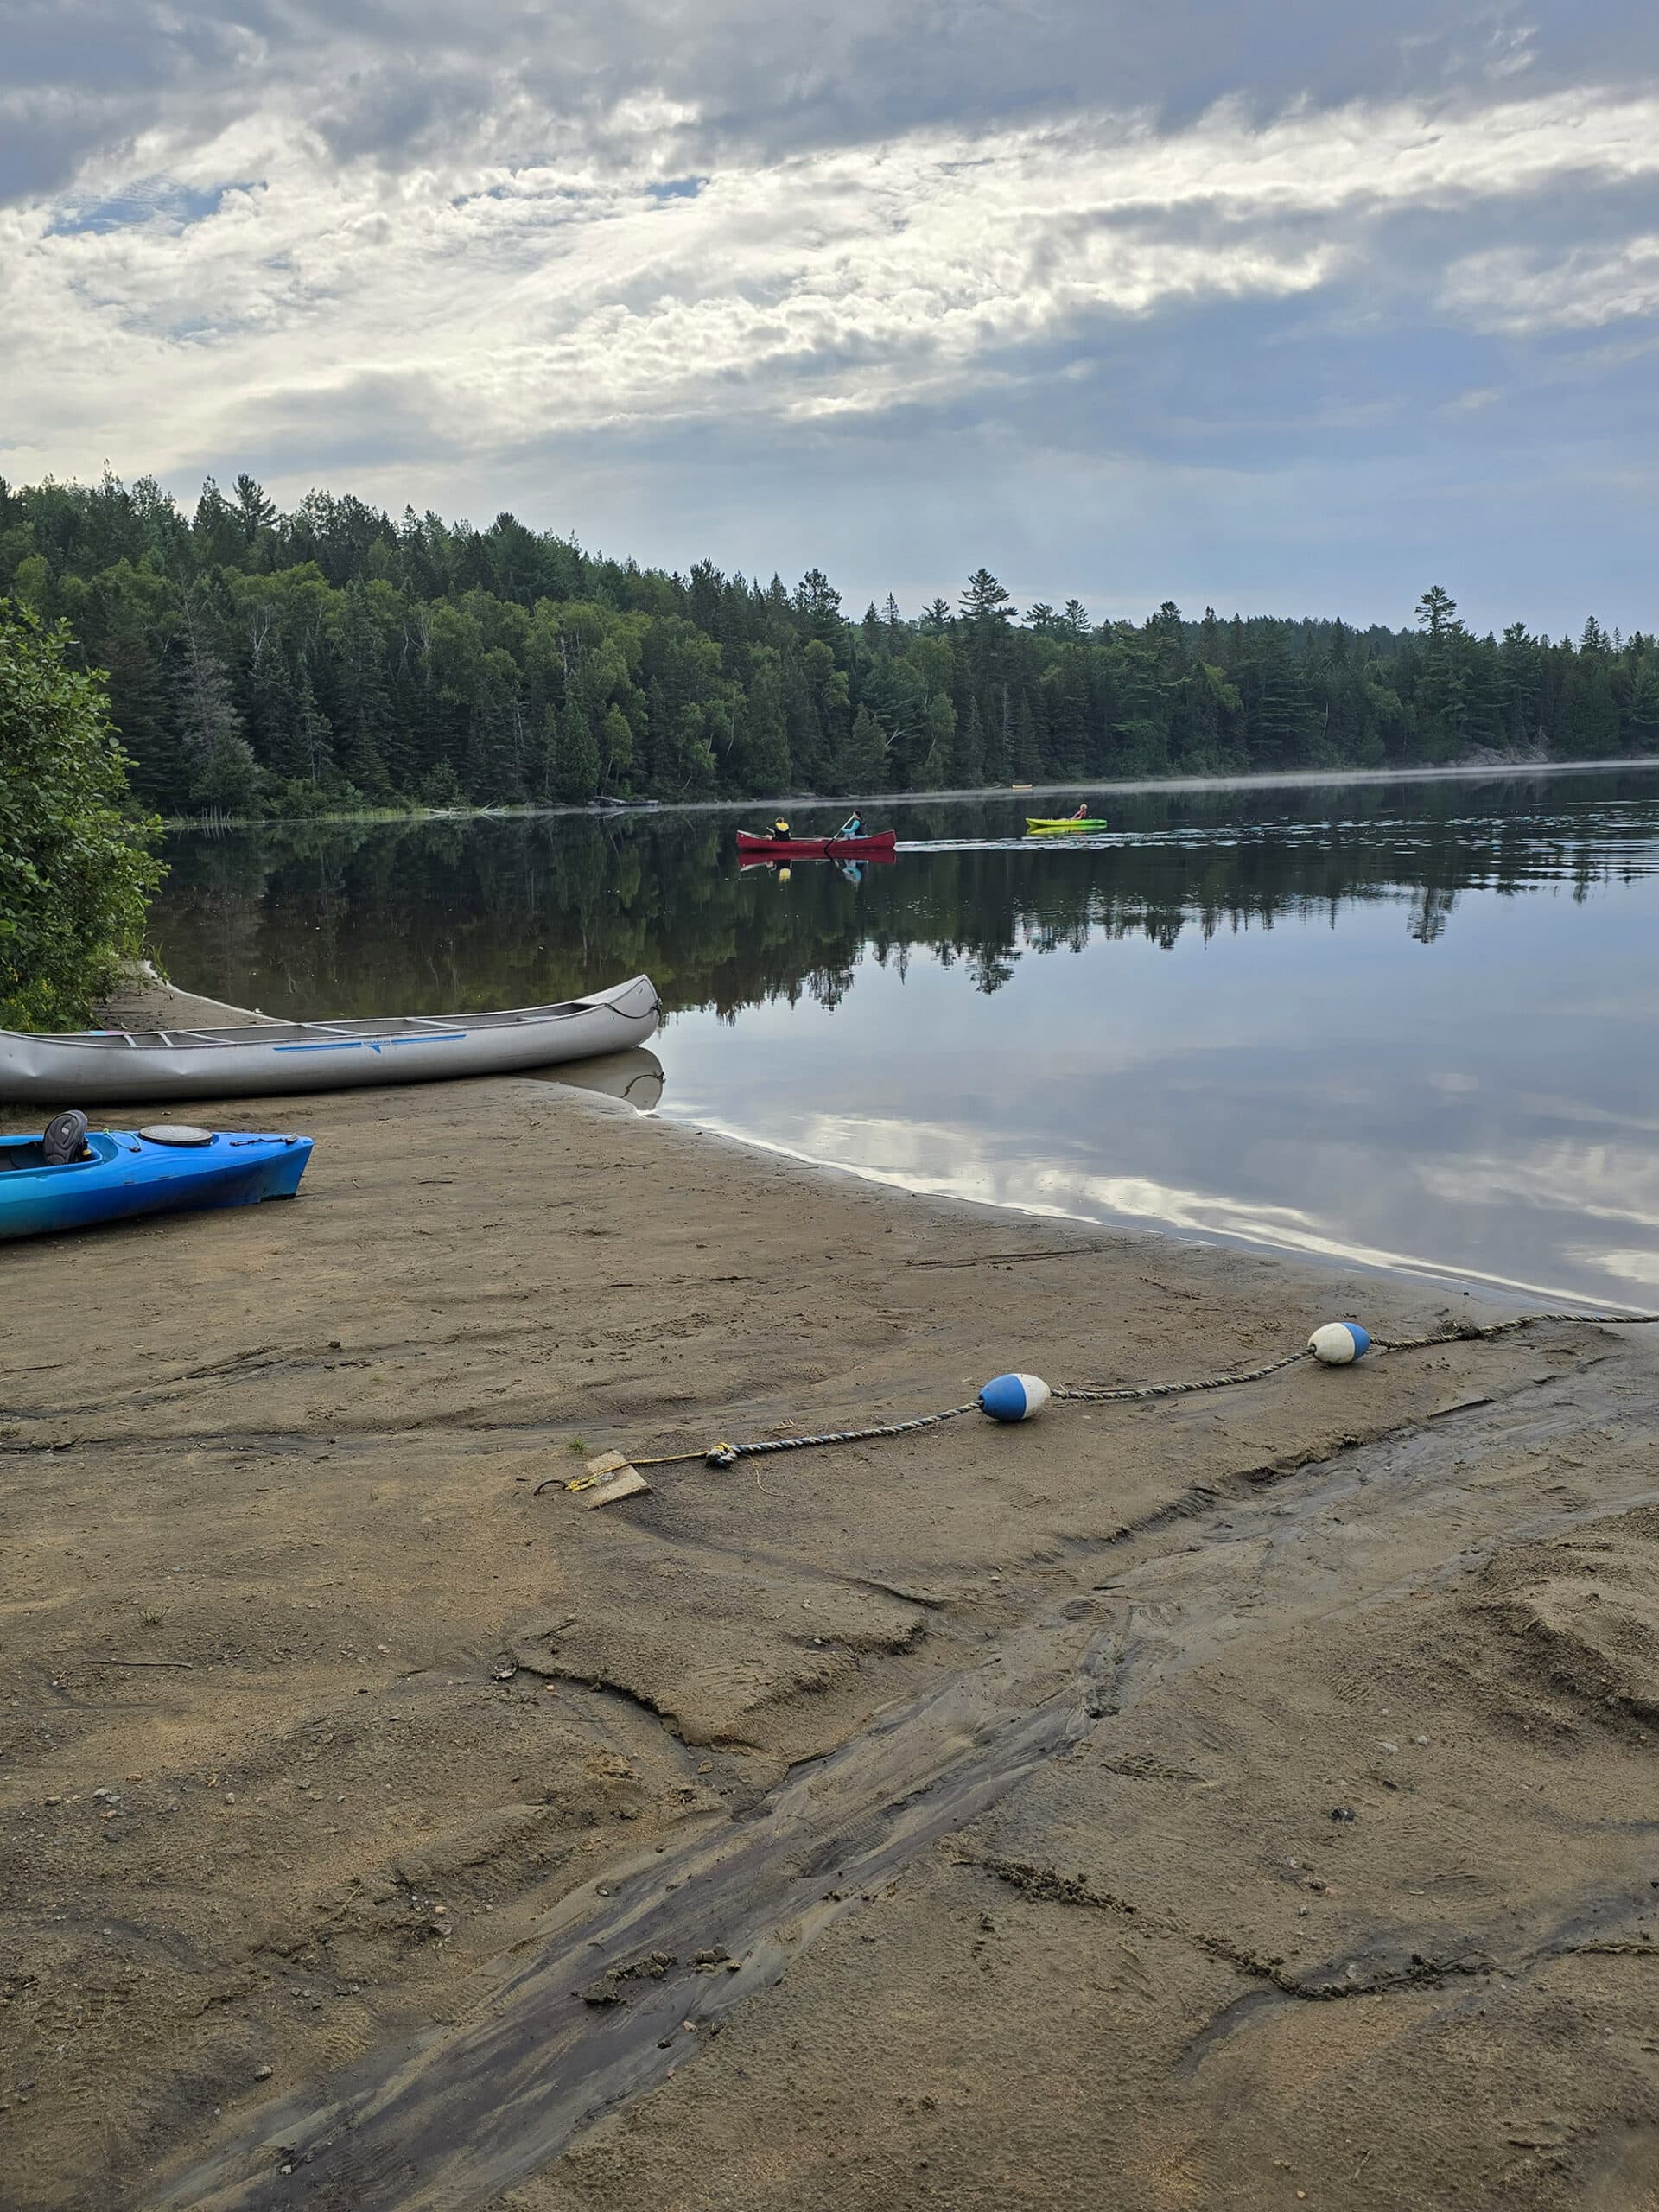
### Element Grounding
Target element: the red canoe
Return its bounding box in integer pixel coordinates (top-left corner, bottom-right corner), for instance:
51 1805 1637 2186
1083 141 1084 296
735 830 898 859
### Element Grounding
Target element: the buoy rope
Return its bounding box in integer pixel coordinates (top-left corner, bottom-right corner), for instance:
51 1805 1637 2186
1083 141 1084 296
547 1306 1659 1491
1053 1347 1312 1403
624 1402 983 1473
1372 1310 1658 1351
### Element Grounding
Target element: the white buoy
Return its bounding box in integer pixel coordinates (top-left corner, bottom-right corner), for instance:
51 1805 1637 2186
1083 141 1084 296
978 1372 1052 1422
1309 1322 1370 1365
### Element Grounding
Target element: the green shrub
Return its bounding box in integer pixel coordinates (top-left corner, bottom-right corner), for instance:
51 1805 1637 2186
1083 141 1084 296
0 601 165 1030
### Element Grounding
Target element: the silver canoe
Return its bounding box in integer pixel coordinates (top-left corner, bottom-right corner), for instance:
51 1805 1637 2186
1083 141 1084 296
0 976 661 1104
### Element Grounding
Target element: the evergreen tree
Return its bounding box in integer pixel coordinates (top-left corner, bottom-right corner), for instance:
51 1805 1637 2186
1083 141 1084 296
1498 624 1541 750
96 589 176 806
175 600 262 813
918 692 956 787
1414 584 1468 758
292 666 335 786
1011 689 1040 780
600 703 635 791
1625 657 1659 751
839 703 888 792
948 694 985 786
737 652 792 794
552 694 601 802
960 569 1014 623
1238 626 1311 768
233 473 277 546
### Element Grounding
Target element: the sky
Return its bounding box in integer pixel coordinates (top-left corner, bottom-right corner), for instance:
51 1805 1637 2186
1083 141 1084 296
3 1 1658 634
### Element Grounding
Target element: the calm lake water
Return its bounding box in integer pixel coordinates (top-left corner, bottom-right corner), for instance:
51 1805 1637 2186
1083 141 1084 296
150 770 1659 1310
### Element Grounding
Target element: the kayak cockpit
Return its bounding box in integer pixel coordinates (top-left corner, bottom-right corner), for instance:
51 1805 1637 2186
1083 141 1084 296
0 1132 118 1174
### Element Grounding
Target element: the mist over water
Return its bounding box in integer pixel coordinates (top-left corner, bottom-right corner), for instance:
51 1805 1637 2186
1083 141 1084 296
151 769 1659 1307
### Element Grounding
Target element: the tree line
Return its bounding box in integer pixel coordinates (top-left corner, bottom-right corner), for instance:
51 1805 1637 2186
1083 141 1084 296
3 471 1656 819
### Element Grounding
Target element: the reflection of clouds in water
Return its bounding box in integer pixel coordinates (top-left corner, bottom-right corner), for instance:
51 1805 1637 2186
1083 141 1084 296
654 828 1659 1312
683 1109 1643 1309
1415 1144 1659 1234
1592 1250 1659 1289
1511 1096 1659 1137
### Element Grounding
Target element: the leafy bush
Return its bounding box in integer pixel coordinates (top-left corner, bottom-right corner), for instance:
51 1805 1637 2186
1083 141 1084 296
0 601 165 1029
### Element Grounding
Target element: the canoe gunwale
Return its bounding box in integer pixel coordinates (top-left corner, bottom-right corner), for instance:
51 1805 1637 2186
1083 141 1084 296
9 976 656 1053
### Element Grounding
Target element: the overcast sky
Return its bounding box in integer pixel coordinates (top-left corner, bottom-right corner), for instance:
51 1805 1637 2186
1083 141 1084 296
3 1 1657 632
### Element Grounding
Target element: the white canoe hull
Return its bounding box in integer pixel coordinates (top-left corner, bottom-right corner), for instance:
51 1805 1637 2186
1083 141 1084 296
0 976 661 1105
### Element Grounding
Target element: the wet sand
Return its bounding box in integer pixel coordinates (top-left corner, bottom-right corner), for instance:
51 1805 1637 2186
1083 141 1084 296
3 984 1658 2209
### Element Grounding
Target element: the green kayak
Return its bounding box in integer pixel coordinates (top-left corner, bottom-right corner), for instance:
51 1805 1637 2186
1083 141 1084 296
1026 817 1108 835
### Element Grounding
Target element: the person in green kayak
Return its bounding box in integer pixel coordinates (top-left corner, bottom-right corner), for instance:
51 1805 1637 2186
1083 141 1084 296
1071 800 1093 821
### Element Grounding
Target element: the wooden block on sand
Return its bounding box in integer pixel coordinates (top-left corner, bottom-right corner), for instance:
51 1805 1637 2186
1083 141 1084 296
586 1465 652 1510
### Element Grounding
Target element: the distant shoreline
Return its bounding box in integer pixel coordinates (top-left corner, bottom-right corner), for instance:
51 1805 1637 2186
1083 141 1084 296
159 753 1659 832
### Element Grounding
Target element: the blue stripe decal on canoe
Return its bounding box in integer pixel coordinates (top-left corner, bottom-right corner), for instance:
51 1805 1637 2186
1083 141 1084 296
272 1033 467 1054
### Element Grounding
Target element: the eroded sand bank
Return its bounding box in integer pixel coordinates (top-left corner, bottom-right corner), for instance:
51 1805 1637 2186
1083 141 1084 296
3 987 1657 2210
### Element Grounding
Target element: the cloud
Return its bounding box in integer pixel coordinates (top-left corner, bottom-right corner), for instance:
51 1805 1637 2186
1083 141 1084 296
3 3 1658 628
7 1 1658 200
9 85 1659 474
1446 233 1659 330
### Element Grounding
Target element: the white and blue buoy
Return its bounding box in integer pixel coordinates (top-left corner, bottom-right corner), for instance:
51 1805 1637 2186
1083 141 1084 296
978 1372 1052 1422
1309 1322 1370 1366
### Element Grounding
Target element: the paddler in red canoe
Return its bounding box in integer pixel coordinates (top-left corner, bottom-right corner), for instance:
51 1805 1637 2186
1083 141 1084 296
772 811 864 842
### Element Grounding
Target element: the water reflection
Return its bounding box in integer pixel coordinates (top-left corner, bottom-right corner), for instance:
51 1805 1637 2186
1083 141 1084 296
149 770 1659 1306
154 773 1659 1025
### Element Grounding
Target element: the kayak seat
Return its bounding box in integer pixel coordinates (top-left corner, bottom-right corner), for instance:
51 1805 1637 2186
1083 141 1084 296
41 1110 92 1167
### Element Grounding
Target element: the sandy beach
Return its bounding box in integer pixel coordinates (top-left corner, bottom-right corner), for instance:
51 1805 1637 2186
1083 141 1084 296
3 982 1658 2210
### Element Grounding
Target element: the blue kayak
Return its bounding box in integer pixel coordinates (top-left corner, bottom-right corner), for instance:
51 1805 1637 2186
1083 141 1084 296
0 1122 312 1242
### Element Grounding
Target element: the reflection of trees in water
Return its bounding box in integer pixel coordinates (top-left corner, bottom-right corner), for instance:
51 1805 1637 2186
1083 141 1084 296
150 772 1659 1020
1409 884 1456 944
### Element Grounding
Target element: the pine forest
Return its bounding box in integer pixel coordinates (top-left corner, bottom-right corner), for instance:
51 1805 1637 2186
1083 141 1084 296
4 471 1656 818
